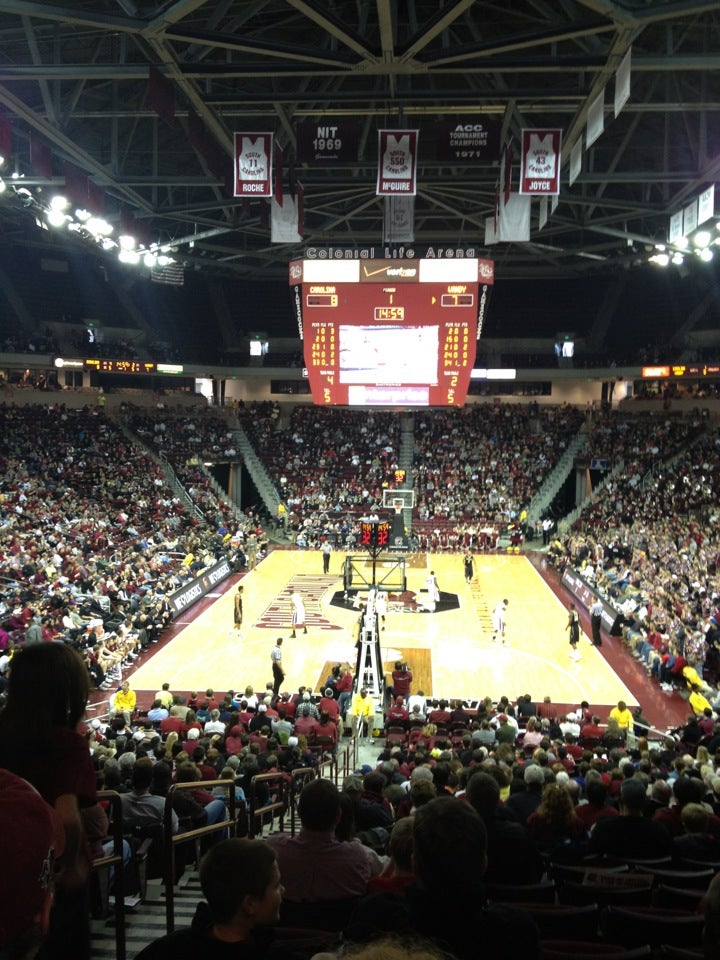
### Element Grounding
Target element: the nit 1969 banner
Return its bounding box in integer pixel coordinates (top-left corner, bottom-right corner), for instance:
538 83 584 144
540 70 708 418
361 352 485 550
290 258 492 407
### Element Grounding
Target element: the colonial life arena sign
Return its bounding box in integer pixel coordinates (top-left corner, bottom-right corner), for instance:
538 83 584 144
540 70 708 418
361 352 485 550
304 245 483 261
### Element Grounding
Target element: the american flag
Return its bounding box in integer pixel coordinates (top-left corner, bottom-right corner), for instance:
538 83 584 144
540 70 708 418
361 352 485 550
150 262 184 286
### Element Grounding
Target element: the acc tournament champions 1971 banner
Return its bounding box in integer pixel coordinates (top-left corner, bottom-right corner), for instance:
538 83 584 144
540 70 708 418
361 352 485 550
234 132 274 197
377 130 419 196
519 128 562 196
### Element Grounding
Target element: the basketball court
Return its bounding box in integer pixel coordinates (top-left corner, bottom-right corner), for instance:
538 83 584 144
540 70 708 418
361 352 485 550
128 548 637 712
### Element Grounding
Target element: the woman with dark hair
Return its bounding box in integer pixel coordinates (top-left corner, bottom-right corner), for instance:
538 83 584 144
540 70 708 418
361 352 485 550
526 782 587 858
0 642 97 959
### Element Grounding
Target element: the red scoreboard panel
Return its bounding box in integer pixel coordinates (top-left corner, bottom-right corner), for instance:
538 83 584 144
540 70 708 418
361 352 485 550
290 258 492 406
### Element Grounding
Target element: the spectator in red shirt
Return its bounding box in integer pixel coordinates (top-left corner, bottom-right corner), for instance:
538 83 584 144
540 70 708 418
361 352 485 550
575 776 619 831
391 662 413 699
427 699 451 726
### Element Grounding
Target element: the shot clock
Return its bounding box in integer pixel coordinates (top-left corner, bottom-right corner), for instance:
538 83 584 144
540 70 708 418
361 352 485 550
291 257 493 407
360 520 391 550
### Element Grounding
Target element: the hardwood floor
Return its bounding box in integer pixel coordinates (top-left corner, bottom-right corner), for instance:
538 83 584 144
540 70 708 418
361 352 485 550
127 549 641 714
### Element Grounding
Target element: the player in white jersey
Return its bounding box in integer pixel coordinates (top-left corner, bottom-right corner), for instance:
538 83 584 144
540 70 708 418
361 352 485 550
492 598 508 644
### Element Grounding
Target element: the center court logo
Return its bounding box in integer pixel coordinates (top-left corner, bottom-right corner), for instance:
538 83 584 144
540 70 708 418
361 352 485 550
256 574 342 630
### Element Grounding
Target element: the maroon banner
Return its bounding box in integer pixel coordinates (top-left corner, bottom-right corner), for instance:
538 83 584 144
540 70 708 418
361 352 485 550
29 133 53 178
87 179 105 214
234 132 273 197
0 115 11 160
274 140 283 207
148 64 175 127
433 118 500 162
377 130 418 196
519 128 562 195
296 121 359 163
64 161 89 207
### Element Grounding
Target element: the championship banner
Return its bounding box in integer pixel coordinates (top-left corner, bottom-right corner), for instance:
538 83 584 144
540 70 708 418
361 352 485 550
519 129 562 195
434 118 500 163
296 121 359 163
233 132 273 197
377 129 418 196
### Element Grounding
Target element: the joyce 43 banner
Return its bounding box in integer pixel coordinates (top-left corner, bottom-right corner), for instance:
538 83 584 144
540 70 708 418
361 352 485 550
519 128 562 196
377 129 419 196
234 132 274 197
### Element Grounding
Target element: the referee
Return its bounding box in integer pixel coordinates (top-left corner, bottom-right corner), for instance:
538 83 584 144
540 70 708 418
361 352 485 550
271 637 285 696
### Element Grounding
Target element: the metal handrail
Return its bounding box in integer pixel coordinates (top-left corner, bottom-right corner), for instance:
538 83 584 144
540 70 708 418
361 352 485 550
163 778 239 933
93 790 126 960
247 772 288 839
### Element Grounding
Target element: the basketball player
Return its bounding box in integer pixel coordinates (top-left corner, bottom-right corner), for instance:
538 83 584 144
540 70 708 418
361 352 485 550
289 589 307 638
233 584 243 634
567 602 581 660
492 598 508 644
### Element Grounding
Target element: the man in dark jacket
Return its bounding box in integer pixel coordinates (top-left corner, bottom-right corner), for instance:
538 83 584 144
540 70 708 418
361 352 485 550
344 797 541 959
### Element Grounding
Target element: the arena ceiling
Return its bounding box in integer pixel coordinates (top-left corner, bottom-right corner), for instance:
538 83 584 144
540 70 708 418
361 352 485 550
0 0 718 283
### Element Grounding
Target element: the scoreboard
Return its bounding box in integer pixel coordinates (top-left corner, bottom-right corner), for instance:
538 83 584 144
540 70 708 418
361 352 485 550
290 257 493 406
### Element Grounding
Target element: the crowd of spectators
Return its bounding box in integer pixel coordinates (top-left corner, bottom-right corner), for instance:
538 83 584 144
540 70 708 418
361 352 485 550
38 659 720 956
551 419 720 708
0 403 258 693
234 404 402 547
2 394 720 956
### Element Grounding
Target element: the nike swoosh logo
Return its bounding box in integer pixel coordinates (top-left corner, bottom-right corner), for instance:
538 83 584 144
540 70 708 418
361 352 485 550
362 265 392 278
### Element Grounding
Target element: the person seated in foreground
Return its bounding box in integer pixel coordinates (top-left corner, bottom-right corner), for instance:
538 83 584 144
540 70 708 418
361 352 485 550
134 839 295 959
589 777 673 860
344 796 541 959
265 777 372 903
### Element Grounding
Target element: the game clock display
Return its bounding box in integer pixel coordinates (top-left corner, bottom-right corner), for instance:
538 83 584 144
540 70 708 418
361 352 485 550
291 257 493 406
360 521 391 549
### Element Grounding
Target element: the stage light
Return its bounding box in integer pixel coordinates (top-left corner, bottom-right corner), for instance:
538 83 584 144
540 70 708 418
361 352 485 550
693 230 711 248
699 247 713 262
86 216 112 236
46 208 69 228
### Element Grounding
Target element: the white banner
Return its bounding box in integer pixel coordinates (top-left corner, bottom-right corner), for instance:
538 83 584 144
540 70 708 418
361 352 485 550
271 190 302 243
683 199 698 237
698 185 715 226
668 210 683 243
519 129 562 195
538 197 548 231
586 90 605 147
377 129 419 196
383 196 415 242
614 47 632 118
234 132 273 197
485 192 531 244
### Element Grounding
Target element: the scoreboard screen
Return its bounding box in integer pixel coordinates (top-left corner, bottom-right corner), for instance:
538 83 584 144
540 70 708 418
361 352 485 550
290 257 493 406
